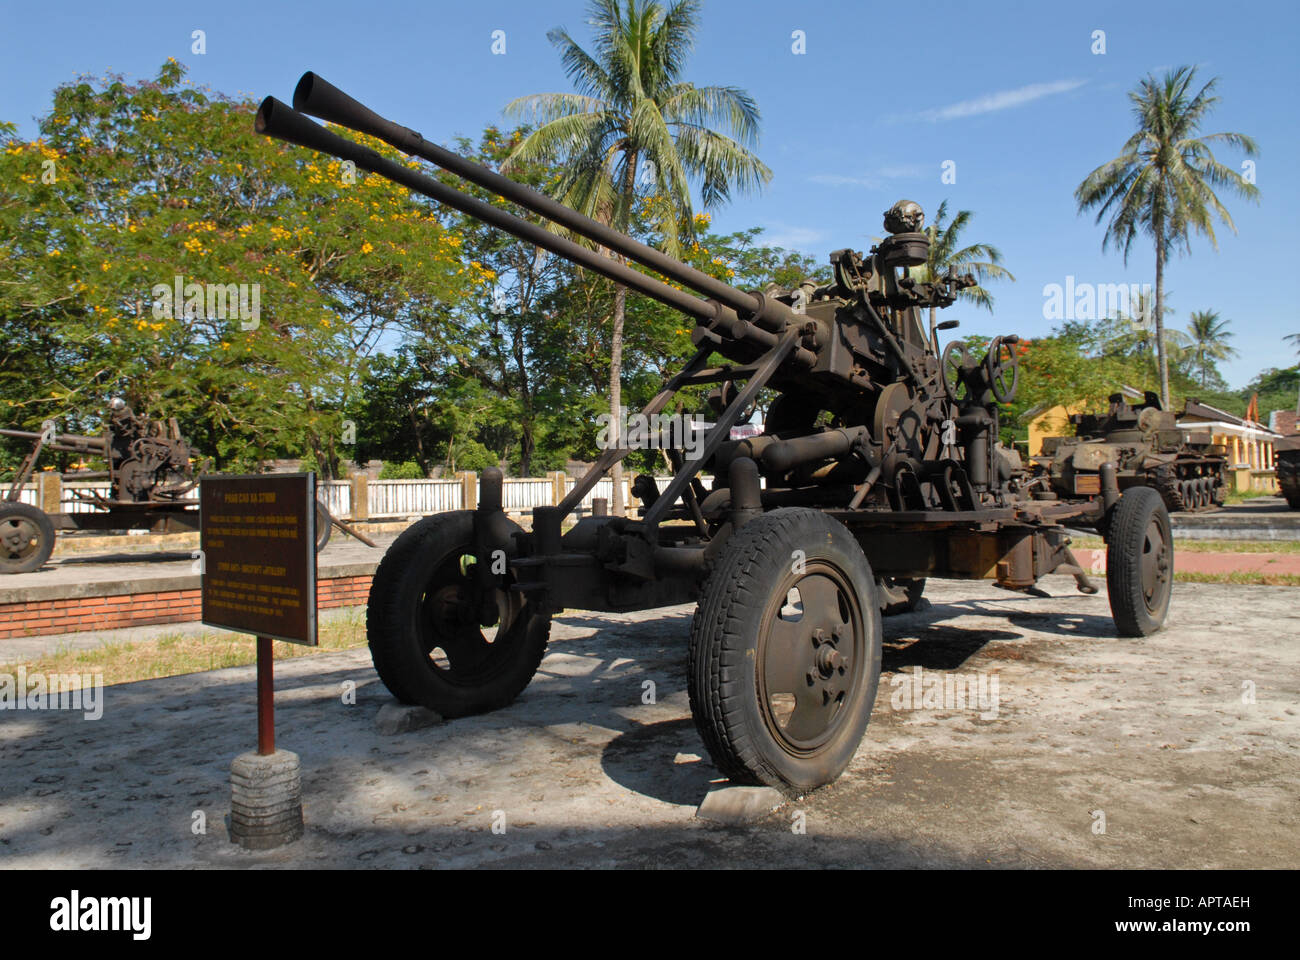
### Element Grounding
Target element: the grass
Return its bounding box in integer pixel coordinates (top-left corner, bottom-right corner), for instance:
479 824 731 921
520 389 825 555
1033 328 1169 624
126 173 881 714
1068 536 1300 554
13 609 368 688
1173 570 1300 586
1223 489 1278 504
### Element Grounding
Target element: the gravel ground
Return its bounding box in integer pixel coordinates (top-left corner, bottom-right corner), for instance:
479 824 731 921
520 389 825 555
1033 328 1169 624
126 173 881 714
1 577 1296 869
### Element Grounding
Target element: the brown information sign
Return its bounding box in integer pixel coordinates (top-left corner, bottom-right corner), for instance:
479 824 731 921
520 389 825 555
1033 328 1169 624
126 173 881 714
200 474 317 646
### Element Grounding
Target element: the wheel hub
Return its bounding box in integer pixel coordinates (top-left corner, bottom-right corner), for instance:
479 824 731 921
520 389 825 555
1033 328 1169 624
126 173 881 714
760 567 864 752
1 520 36 555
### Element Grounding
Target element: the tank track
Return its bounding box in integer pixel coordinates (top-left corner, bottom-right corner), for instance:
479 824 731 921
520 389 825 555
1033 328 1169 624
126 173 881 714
1151 465 1186 513
1278 458 1300 509
1148 463 1225 513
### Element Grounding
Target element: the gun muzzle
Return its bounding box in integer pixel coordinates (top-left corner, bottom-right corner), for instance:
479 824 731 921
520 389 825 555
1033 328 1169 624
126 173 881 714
290 71 797 335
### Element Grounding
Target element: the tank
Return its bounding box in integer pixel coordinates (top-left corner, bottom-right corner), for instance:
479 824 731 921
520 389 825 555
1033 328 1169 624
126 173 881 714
1038 392 1228 512
1276 434 1300 509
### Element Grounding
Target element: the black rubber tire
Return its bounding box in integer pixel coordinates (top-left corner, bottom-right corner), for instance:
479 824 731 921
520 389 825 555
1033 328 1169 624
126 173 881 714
0 502 56 574
1105 487 1173 637
314 501 332 553
366 511 550 718
688 508 882 796
878 576 926 616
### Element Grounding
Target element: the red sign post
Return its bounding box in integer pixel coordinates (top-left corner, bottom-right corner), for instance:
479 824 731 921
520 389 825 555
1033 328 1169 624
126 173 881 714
200 473 318 754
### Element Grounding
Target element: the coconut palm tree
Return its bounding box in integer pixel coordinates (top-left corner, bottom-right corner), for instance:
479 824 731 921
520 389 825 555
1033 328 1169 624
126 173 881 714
504 0 770 513
911 199 1014 330
1286 333 1300 356
1185 309 1238 388
1111 290 1188 368
1075 66 1258 410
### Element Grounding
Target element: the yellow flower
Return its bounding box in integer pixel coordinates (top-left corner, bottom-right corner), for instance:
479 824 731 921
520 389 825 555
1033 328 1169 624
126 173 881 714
101 261 110 271
361 242 374 254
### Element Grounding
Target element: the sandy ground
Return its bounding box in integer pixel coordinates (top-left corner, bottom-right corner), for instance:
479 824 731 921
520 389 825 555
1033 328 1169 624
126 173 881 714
1 577 1296 869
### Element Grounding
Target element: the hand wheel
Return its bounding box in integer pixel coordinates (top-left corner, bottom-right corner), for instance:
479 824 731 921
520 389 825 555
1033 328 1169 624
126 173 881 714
940 340 972 402
985 335 1019 403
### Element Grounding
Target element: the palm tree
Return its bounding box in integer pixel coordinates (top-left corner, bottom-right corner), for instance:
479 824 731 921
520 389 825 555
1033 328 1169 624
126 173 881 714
504 0 770 513
1075 66 1258 410
911 199 1014 330
1111 290 1189 378
1286 333 1300 356
1185 309 1238 388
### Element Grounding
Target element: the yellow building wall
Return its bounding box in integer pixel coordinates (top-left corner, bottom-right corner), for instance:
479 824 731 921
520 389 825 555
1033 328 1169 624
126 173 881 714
1028 404 1083 456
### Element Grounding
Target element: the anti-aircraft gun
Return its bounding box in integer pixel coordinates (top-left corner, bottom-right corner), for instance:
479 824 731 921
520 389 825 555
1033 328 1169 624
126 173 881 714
254 74 1175 795
1 398 362 573
0 400 204 573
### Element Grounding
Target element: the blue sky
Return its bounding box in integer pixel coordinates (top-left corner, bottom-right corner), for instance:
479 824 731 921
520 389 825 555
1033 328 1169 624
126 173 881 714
4 0 1297 389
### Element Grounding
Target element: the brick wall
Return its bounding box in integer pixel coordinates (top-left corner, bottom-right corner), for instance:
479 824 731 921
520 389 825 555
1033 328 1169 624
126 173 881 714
1270 410 1298 437
0 575 373 640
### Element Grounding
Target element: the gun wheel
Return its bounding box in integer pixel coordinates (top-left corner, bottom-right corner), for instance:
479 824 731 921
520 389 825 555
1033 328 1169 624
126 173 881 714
0 502 55 574
1105 487 1173 637
688 509 881 796
314 501 332 552
366 511 550 718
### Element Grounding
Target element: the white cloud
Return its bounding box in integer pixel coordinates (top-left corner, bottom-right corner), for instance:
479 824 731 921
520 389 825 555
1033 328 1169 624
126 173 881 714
760 224 825 251
907 79 1087 122
810 164 924 189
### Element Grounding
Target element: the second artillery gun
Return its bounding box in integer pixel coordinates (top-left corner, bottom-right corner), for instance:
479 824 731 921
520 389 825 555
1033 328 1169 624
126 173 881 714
0 399 204 573
255 73 1176 795
1 398 368 573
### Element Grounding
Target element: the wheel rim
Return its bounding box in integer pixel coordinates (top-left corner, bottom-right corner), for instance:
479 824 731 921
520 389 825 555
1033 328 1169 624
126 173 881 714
414 547 529 686
0 516 42 565
757 562 867 755
1138 516 1172 613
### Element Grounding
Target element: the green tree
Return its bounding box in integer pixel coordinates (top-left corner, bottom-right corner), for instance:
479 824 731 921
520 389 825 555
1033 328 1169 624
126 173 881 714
1184 309 1237 389
504 0 770 511
0 61 484 477
1075 66 1259 410
911 199 1014 330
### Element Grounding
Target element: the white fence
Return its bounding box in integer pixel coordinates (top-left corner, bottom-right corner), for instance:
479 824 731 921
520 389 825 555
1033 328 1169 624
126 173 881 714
565 476 634 509
318 480 352 517
9 474 676 521
367 479 462 517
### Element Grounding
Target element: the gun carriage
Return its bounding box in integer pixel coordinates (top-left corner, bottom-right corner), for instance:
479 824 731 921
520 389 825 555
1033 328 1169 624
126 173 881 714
255 74 1175 794
1 399 350 573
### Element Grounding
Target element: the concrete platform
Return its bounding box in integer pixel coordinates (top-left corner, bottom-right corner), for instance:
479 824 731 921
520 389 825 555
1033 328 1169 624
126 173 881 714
1 577 1296 869
1168 496 1300 540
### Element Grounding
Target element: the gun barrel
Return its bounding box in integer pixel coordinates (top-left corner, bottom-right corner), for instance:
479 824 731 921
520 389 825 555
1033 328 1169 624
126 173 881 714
0 428 104 449
292 72 793 333
256 96 734 326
